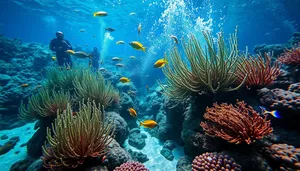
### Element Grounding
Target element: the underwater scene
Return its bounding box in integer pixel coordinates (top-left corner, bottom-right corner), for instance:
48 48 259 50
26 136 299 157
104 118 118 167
1 0 300 170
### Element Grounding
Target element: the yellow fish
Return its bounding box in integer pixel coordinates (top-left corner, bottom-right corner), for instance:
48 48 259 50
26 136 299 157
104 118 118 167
52 56 57 61
154 58 168 68
128 108 137 117
120 77 130 83
139 120 158 128
93 11 108 17
129 41 146 52
138 23 142 34
65 50 76 55
129 56 136 59
116 41 125 45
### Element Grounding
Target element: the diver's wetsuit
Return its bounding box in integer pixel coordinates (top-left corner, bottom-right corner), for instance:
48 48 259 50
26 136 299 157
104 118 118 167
91 50 100 71
49 38 73 67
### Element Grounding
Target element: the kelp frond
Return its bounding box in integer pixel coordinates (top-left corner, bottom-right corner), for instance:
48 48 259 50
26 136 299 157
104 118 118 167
42 101 114 170
161 27 246 100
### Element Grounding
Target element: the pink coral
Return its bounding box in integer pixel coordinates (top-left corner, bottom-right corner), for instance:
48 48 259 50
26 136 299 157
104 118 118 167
192 152 241 171
278 43 300 65
113 162 149 171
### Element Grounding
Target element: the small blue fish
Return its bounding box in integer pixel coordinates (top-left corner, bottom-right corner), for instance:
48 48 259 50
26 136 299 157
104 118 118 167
259 106 281 118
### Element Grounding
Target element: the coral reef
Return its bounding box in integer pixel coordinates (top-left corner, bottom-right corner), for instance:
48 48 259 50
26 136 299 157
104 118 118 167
200 100 273 144
0 136 19 155
128 149 149 163
0 35 52 115
263 143 300 171
161 28 245 100
118 92 138 128
106 139 132 170
237 53 281 88
10 157 36 171
278 43 300 66
42 101 114 170
176 156 192 171
258 85 300 114
128 128 147 149
105 111 129 145
113 162 149 171
141 87 164 116
253 44 287 58
192 152 242 171
160 140 176 161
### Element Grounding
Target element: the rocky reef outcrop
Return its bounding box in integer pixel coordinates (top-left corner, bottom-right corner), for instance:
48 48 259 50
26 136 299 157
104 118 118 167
0 35 52 119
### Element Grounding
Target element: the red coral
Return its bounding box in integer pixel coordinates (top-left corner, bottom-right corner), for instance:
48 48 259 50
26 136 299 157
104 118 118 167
278 43 300 65
237 53 281 88
200 100 273 144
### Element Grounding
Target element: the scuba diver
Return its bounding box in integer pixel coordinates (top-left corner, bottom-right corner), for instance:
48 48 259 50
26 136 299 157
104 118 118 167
91 47 100 71
49 31 73 67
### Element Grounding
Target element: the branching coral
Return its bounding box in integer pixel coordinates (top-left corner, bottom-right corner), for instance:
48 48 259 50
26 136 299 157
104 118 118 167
73 70 119 108
278 43 300 65
237 53 281 88
42 101 114 170
161 27 246 100
200 100 273 144
19 88 70 120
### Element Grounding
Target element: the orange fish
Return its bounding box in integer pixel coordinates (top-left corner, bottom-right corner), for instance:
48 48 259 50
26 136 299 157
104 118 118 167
20 84 29 87
128 108 137 117
139 120 158 128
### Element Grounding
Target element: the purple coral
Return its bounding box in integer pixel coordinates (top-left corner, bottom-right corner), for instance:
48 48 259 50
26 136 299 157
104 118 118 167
113 161 149 171
192 152 241 171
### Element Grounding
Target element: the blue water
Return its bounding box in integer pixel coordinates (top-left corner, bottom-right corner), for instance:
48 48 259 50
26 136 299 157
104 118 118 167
0 0 300 170
1 0 299 85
